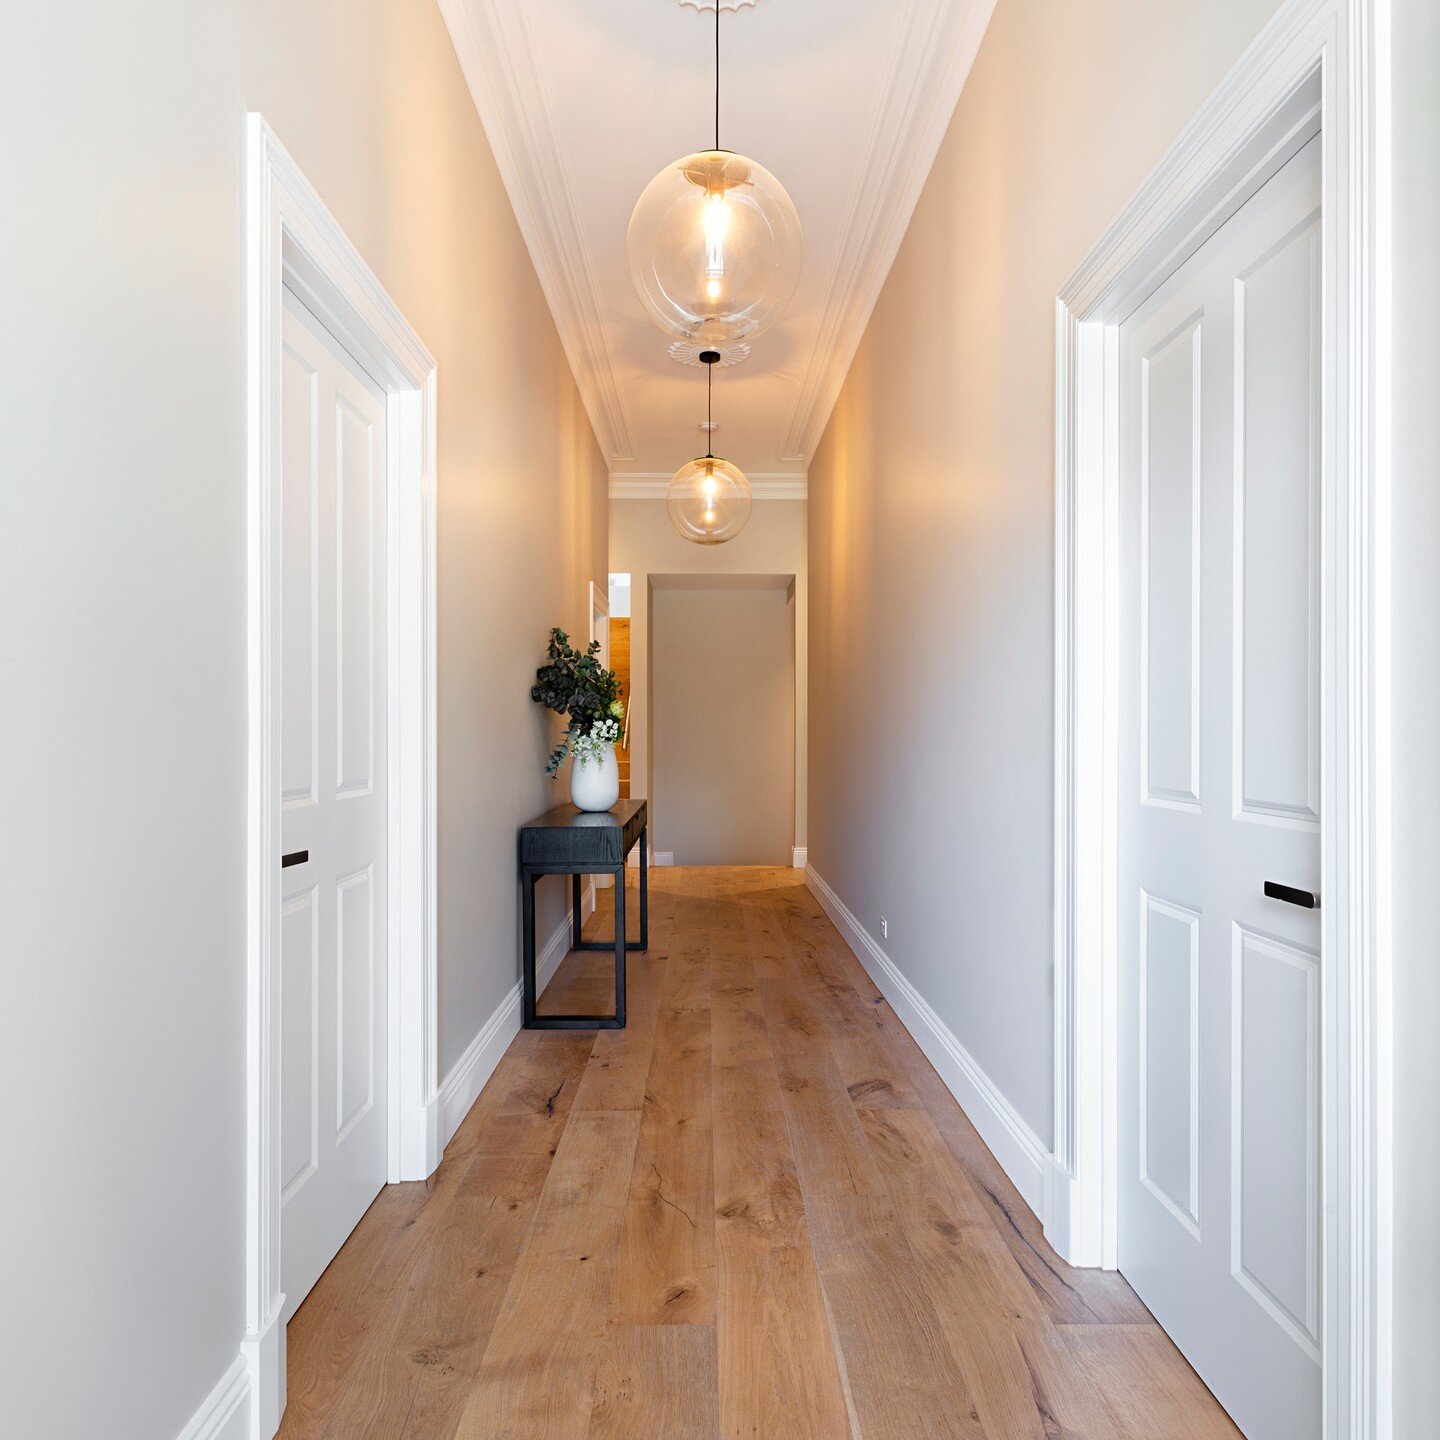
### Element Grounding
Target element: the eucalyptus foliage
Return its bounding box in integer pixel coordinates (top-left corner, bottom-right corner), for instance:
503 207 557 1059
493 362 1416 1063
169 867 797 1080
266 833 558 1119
530 627 624 775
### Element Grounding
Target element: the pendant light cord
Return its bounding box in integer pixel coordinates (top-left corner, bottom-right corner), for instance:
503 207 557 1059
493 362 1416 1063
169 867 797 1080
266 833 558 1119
714 0 721 152
706 365 714 458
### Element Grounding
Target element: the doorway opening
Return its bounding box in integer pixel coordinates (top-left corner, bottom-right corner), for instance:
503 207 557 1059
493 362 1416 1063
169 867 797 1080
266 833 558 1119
649 574 797 868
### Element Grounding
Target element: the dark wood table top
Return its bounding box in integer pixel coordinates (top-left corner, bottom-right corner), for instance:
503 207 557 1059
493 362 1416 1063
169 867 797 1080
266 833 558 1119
518 798 647 868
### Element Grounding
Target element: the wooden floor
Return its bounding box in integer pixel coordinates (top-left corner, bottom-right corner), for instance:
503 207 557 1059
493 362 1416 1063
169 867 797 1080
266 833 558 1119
280 868 1240 1439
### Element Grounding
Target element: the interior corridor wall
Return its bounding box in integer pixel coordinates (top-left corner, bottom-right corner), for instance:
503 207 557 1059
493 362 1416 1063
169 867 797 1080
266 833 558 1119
806 0 1285 1152
0 3 607 1437
652 585 796 865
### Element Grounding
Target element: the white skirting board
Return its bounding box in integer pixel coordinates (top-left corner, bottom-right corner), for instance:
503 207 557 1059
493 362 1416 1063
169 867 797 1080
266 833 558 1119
435 885 593 1153
805 865 1053 1224
174 1355 250 1440
791 846 808 868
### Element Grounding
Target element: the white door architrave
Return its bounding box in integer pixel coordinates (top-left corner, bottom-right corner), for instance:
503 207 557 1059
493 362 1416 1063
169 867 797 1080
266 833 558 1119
245 114 439 1440
1049 1 1390 1437
590 579 611 669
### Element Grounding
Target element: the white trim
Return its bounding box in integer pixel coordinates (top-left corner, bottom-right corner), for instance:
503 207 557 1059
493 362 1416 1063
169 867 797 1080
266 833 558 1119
245 114 440 1440
175 1356 250 1440
609 472 808 501
652 851 675 867
791 846 808 869
806 866 1050 1220
436 889 591 1151
589 579 611 674
589 579 610 636
1051 2 1389 1434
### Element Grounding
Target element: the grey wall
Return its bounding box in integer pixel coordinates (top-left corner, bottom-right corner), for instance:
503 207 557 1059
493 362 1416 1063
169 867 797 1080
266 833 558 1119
1390 0 1440 1425
652 586 796 865
807 0 1283 1150
0 3 606 1436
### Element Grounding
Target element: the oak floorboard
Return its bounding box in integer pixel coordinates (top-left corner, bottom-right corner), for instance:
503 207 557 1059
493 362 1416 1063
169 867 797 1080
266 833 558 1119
321 1191 537 1440
753 888 925 1112
610 944 716 1324
281 867 1238 1440
589 1325 719 1440
1061 1324 1245 1438
710 934 852 1439
857 1106 1065 1440
572 950 666 1113
278 1182 440 1438
452 1109 643 1440
759 975 891 1203
806 1195 987 1440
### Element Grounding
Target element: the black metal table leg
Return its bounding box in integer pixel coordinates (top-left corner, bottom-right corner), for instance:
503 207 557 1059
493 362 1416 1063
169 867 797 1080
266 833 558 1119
571 872 583 950
614 862 627 1027
521 869 537 1027
639 825 649 951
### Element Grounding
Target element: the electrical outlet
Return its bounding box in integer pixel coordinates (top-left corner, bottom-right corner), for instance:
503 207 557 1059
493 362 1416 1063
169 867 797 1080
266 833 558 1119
880 917 889 941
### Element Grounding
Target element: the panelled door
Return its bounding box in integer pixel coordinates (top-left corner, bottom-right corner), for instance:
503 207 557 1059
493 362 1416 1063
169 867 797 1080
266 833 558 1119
278 286 389 1320
1117 136 1322 1439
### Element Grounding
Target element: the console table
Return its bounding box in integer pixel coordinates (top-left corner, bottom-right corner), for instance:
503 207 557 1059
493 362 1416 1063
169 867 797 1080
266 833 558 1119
518 798 648 1029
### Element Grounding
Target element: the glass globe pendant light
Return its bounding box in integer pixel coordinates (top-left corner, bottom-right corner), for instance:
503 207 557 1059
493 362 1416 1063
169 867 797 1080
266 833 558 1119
628 1 802 348
666 359 752 545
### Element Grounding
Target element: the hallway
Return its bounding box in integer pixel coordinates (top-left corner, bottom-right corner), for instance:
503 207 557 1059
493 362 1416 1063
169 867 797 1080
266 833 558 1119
279 869 1237 1439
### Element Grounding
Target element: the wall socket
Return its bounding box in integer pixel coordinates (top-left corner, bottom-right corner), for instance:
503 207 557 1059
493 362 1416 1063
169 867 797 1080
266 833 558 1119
880 917 889 941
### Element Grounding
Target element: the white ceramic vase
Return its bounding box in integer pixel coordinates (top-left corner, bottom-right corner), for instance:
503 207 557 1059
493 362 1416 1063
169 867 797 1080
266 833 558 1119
570 744 619 812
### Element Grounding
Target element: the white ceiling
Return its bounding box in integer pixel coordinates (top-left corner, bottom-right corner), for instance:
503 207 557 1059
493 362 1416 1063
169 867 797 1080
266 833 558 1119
438 0 997 477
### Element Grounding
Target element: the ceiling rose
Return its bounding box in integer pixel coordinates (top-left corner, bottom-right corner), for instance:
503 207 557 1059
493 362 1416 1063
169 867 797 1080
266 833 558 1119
676 1 760 13
669 339 751 368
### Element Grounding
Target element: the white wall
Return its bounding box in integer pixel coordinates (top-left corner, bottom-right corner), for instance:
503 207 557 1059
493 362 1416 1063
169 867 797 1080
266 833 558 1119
807 0 1285 1151
609 496 807 858
652 583 796 864
1389 0 1440 1425
0 4 606 1437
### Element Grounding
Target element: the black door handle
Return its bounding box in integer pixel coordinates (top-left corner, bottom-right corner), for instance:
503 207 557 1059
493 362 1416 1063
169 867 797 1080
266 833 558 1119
282 850 309 869
1264 880 1319 909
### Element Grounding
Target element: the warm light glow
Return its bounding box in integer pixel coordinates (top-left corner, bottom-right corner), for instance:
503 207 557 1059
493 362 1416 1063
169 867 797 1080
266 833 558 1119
701 191 729 305
627 150 802 346
702 190 729 278
665 454 752 545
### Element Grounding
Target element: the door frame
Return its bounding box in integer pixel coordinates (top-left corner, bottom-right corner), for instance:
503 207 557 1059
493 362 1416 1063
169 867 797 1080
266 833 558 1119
589 579 611 668
243 114 439 1439
1049 1 1390 1435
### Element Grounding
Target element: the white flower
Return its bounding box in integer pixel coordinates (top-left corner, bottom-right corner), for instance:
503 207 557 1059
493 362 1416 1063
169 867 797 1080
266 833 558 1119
571 716 619 765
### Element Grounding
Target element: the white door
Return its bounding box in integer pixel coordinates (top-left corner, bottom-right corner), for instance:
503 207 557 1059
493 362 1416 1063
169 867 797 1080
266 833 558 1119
1118 135 1322 1439
278 287 389 1320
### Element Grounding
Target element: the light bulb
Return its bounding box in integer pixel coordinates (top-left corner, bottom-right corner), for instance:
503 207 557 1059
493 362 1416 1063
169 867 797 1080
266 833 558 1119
703 508 716 526
702 476 719 500
703 190 729 278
